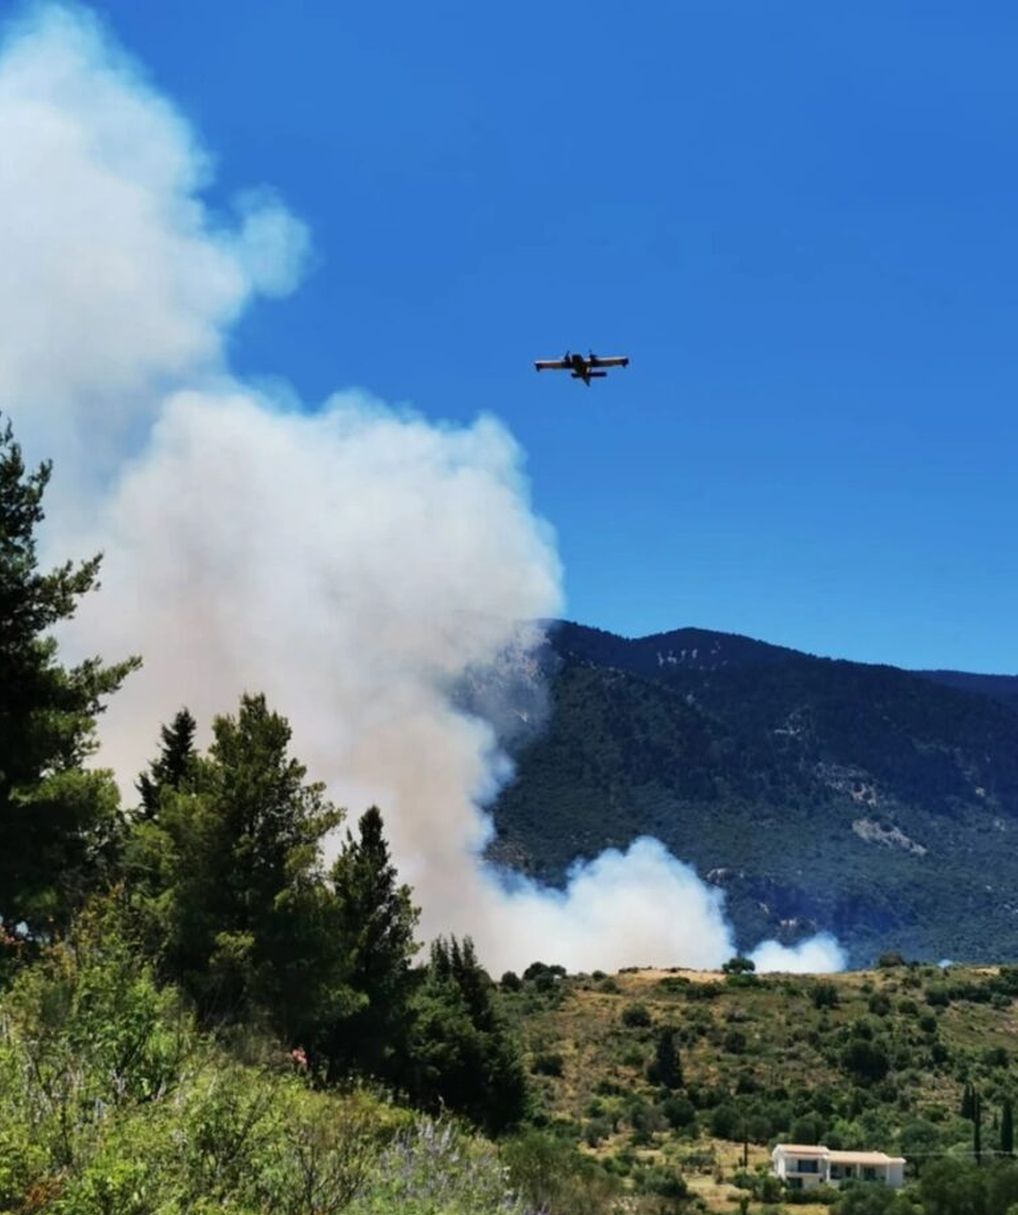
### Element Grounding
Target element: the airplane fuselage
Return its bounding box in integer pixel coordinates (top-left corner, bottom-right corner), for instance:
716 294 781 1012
533 350 626 383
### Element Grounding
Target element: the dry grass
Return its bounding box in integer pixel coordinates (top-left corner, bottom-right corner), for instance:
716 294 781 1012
507 961 1017 1186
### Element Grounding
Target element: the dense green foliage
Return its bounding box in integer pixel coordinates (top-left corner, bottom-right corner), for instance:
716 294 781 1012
0 418 138 938
0 903 525 1214
407 937 529 1135
0 414 530 1121
326 806 419 1082
491 621 1018 965
129 694 349 1038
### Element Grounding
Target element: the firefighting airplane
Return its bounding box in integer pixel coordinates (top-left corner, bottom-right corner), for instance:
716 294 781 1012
533 350 630 386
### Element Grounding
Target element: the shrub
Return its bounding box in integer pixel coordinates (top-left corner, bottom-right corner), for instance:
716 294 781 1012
877 952 907 968
662 1095 697 1130
983 1046 1009 1068
789 1183 838 1205
724 1028 748 1054
621 1002 652 1029
531 1051 564 1077
658 976 691 993
841 1039 890 1085
814 983 840 1009
686 982 722 1001
583 1117 612 1147
710 1103 741 1139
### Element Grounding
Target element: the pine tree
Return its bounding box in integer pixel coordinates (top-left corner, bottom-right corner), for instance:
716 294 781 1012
0 417 138 935
326 806 419 1079
138 694 346 1037
136 709 197 818
408 934 528 1134
962 1082 976 1120
1002 1098 1014 1158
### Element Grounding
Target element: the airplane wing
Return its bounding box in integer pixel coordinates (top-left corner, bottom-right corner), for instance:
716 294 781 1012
534 359 570 371
588 355 629 368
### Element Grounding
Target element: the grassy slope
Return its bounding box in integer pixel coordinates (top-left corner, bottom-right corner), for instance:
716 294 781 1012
505 963 1018 1208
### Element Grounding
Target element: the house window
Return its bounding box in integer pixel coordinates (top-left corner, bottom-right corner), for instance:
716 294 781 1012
797 1159 819 1174
787 1178 803 1191
863 1168 877 1182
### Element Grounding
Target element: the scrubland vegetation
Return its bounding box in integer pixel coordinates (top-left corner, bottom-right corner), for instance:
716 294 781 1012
6 412 1018 1213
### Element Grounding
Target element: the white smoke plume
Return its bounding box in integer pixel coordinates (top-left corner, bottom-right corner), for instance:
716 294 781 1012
3 3 845 976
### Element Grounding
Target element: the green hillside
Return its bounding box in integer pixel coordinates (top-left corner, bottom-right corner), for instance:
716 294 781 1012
504 959 1018 1204
491 623 1018 966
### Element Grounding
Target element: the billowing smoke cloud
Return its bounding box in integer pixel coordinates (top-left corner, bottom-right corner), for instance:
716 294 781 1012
4 3 845 976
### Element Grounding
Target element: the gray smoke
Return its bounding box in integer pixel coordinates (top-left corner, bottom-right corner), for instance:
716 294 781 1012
3 3 844 975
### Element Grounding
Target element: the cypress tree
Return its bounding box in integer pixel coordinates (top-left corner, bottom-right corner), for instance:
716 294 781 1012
648 1027 683 1089
974 1088 982 1165
1002 1098 1014 1158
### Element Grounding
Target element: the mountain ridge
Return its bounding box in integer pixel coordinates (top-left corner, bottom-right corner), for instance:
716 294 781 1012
490 620 1018 967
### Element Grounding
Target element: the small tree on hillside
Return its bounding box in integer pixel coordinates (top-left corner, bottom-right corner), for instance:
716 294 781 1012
722 956 756 975
1001 1098 1014 1158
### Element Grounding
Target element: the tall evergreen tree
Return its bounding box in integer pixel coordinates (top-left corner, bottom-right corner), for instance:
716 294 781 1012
1002 1098 1014 1158
133 694 348 1039
407 934 528 1134
0 417 137 935
326 806 419 1079
974 1088 983 1165
648 1026 683 1089
136 709 197 818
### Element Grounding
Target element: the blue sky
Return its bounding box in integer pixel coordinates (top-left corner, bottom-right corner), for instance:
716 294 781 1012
88 1 1018 672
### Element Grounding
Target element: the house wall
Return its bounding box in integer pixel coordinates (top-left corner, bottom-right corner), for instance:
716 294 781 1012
773 1151 827 1188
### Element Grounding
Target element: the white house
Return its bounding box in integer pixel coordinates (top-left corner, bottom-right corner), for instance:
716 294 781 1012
772 1144 906 1190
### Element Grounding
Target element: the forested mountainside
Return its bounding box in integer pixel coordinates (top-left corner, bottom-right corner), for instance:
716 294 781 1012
490 622 1018 967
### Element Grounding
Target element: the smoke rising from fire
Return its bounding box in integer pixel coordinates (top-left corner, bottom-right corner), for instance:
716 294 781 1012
3 4 844 975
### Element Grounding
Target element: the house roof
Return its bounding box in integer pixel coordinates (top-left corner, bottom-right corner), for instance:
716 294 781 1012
773 1145 906 1165
828 1151 906 1166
